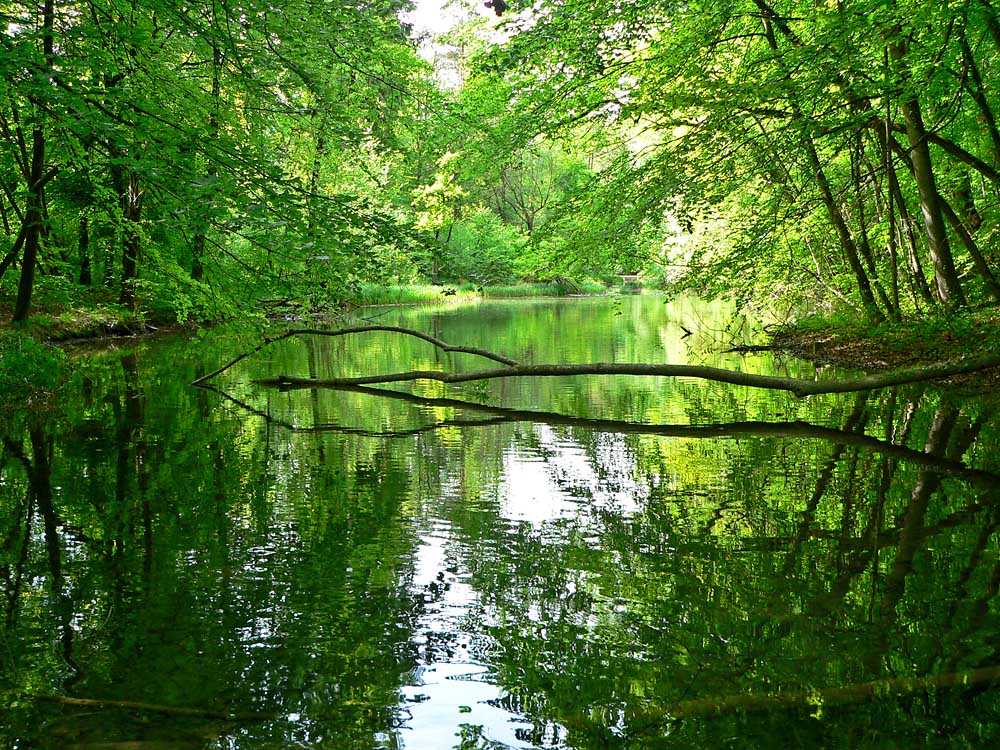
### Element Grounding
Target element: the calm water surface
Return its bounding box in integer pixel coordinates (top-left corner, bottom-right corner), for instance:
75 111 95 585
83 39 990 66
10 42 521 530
2 296 1000 749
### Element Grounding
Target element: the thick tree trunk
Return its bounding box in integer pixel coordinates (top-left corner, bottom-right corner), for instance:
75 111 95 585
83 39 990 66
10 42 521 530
883 126 1000 303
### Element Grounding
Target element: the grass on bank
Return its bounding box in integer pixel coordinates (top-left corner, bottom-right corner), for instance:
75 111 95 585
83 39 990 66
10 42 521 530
351 283 481 305
482 279 608 297
0 278 622 345
2 276 617 327
353 278 611 305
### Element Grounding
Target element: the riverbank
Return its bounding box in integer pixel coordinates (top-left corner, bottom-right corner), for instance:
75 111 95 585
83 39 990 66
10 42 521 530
10 289 999 395
0 285 180 342
0 279 617 342
771 309 1000 390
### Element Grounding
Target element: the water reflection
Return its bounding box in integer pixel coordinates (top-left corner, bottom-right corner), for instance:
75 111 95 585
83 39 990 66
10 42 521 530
2 297 1000 749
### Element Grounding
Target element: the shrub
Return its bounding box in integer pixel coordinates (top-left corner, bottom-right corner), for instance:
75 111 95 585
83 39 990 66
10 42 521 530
0 332 69 404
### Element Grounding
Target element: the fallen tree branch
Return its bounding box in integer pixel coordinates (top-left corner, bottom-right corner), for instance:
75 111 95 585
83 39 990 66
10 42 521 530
191 325 518 386
255 352 1000 398
194 324 1000 396
281 326 520 366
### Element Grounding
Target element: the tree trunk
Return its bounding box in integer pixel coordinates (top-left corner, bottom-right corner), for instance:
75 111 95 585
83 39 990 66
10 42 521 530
939 194 1000 302
115 169 143 311
307 111 327 238
952 173 983 233
850 134 897 319
887 34 966 307
959 25 1000 165
978 0 1000 55
12 127 46 322
899 102 966 307
875 127 938 306
804 137 886 322
884 129 901 310
78 214 91 286
192 33 221 282
753 5 885 322
11 0 54 323
0 223 27 286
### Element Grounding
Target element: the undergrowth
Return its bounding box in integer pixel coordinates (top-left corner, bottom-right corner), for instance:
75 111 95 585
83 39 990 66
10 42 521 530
0 331 69 407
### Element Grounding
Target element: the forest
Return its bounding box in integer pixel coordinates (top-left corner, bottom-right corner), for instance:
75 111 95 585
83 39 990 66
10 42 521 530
5 3 1000 747
1 0 999 331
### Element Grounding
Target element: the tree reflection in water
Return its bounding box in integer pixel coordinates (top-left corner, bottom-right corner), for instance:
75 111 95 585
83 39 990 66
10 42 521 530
2 299 1000 749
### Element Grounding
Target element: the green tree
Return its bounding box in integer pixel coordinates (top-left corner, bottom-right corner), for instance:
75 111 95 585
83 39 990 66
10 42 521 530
1 0 433 322
471 0 1000 316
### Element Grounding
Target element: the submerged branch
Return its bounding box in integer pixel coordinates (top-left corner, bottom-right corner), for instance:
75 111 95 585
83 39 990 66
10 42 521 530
33 694 273 722
667 664 1000 719
340 386 1000 488
202 382 1000 488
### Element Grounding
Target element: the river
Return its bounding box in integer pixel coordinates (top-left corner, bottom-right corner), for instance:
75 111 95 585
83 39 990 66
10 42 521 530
2 295 999 749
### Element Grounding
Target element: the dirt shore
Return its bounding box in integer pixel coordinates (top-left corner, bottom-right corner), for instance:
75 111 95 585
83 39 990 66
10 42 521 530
771 315 1000 393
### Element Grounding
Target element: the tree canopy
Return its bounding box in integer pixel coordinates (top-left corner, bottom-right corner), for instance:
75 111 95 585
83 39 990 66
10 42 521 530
2 0 999 322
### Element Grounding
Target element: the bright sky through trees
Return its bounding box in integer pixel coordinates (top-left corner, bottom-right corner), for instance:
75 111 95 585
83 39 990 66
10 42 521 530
402 0 469 35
